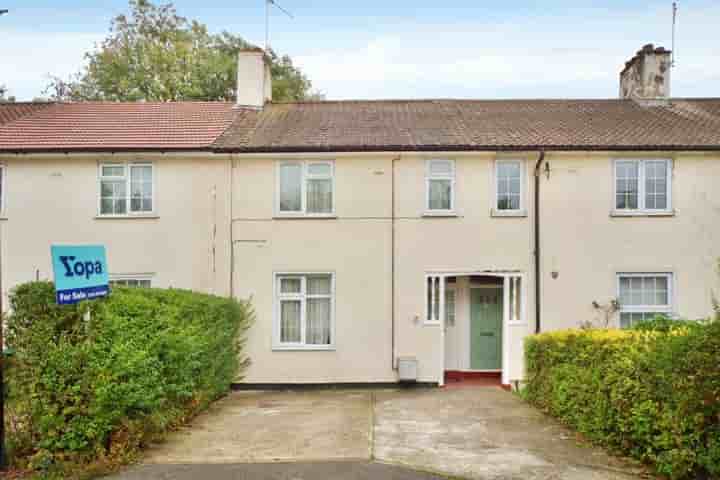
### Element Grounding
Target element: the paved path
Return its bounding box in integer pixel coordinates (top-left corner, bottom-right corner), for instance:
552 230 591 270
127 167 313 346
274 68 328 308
113 461 448 479
111 387 649 480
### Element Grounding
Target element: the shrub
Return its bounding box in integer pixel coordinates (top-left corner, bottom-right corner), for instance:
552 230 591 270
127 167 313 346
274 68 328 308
5 281 252 476
524 322 720 479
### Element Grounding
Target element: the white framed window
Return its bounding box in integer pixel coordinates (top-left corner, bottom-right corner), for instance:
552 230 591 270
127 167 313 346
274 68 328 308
274 273 334 349
277 161 334 216
614 159 672 212
508 276 523 323
99 162 154 216
425 274 445 324
425 159 455 213
109 274 153 288
495 159 524 212
617 273 673 328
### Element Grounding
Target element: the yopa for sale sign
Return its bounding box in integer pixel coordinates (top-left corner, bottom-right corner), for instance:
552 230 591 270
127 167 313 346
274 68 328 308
51 245 109 305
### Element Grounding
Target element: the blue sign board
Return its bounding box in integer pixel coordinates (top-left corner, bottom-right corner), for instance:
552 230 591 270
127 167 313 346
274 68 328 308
51 245 109 305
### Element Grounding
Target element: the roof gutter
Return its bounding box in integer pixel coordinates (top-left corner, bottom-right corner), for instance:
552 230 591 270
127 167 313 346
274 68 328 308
533 151 545 334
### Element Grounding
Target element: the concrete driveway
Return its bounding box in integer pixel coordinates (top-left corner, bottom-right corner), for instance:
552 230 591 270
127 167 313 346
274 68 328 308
113 387 648 480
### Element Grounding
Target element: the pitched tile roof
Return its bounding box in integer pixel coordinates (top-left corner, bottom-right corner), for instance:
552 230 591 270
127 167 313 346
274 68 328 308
213 98 720 152
0 102 237 152
2 98 720 153
0 102 53 127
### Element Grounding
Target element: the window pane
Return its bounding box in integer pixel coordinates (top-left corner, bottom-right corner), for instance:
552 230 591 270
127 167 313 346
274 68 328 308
102 165 124 177
280 277 301 294
306 298 331 345
445 290 456 326
280 300 302 343
307 178 332 214
279 163 302 212
115 199 127 214
498 162 521 179
620 312 632 329
427 277 433 321
429 160 453 176
616 161 639 210
100 198 113 215
101 181 114 197
428 179 452 210
307 275 331 295
307 163 332 176
433 277 440 320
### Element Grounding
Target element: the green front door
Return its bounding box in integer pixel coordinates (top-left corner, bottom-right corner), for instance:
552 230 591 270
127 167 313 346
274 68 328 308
470 288 502 370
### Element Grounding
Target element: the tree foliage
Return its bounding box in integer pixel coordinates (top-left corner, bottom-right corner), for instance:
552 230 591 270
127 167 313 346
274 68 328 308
46 0 319 102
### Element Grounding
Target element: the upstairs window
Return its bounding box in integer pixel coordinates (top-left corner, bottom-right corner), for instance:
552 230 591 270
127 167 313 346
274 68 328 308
496 160 523 212
426 159 455 213
617 273 673 328
615 159 671 212
278 161 334 216
99 163 154 216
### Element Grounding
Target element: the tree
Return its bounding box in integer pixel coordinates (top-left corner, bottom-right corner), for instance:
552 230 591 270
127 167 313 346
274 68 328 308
46 0 320 102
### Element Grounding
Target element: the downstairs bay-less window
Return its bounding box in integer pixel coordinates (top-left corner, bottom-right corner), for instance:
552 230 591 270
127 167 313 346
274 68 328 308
617 273 673 328
277 161 334 216
275 273 334 349
109 276 152 288
99 163 154 216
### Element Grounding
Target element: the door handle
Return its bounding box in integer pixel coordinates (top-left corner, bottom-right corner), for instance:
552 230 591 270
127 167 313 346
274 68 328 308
479 332 494 337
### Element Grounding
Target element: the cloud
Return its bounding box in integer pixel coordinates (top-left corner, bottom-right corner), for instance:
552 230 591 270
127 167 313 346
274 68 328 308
292 4 720 99
1 30 103 100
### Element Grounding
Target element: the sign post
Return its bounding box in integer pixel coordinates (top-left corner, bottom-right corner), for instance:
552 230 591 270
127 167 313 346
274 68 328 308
51 245 109 305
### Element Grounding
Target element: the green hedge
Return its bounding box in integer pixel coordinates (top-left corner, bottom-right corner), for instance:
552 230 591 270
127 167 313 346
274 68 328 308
524 322 720 479
5 281 252 476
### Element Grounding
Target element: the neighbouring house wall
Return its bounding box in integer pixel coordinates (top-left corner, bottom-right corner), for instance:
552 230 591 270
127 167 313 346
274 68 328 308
0 154 232 306
540 152 720 330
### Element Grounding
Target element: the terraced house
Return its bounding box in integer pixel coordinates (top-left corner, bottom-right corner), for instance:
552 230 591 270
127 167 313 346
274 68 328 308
1 44 719 388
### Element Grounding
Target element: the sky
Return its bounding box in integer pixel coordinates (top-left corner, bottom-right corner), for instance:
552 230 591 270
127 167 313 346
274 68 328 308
1 1 719 101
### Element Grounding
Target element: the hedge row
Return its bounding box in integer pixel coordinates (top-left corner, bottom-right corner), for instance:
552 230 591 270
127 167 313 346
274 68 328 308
524 320 720 479
6 281 252 476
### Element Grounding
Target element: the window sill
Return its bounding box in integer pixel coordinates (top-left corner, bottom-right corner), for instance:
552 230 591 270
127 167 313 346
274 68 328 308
422 211 458 218
94 214 160 220
423 321 442 327
491 209 527 218
273 215 338 220
272 345 336 351
610 210 675 218
0 216 7 221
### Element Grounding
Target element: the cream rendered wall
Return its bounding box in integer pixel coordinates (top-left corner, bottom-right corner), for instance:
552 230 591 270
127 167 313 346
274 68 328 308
393 153 535 382
231 152 536 384
231 155 395 383
540 152 720 329
0 154 232 306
